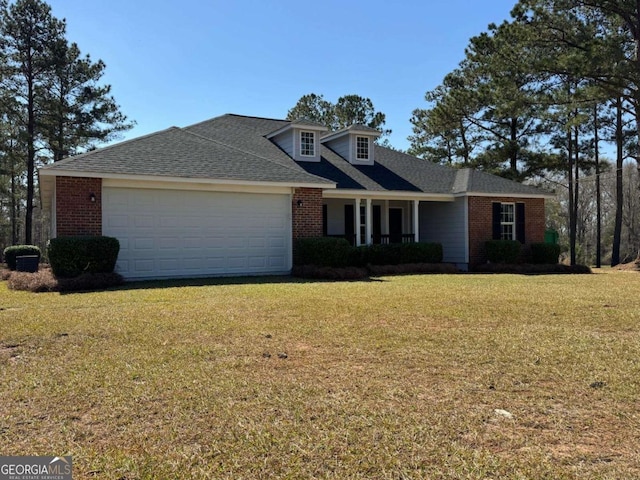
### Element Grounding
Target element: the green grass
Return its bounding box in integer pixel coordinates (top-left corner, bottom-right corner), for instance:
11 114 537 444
1 272 639 479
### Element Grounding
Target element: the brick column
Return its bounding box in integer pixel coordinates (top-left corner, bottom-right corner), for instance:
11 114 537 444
55 176 102 236
292 188 323 241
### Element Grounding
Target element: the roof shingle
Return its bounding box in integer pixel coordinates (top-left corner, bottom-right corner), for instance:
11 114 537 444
40 114 550 197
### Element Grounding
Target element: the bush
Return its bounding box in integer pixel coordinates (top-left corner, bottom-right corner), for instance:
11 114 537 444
530 243 562 264
3 245 41 270
354 242 443 266
472 263 591 274
294 237 352 267
485 240 521 264
368 263 458 276
57 272 124 292
291 265 369 280
48 236 120 278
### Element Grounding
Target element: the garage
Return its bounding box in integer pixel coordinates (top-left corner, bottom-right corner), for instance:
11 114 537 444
102 186 291 279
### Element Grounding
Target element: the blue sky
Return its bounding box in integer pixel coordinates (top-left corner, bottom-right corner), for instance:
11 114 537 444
47 0 517 151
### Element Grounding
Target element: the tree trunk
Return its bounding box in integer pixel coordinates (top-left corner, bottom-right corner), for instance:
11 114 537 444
10 146 18 245
594 104 601 268
460 119 470 166
573 124 580 266
568 125 576 266
510 117 518 177
25 55 35 245
612 97 624 266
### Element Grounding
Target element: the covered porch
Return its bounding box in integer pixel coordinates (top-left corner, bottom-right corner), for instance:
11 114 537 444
322 193 425 247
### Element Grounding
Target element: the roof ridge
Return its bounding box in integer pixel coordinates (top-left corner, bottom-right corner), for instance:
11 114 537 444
184 114 288 131
41 127 181 168
180 129 333 185
453 168 472 193
226 113 288 122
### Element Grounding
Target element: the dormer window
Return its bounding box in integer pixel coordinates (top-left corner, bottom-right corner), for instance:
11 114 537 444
300 131 315 157
266 120 327 162
321 125 378 165
356 136 370 160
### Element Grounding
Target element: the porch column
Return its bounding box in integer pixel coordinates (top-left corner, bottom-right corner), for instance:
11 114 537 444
384 200 389 234
365 198 373 245
355 198 362 246
413 200 420 242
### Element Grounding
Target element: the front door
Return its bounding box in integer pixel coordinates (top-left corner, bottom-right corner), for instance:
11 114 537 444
372 205 382 244
389 208 403 244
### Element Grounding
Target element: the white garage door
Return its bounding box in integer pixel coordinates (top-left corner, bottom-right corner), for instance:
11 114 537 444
102 187 291 279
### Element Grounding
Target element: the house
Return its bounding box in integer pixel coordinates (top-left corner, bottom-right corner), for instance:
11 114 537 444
38 114 551 280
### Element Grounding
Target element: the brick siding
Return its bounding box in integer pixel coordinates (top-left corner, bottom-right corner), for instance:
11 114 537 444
55 176 102 236
468 196 545 266
292 188 323 240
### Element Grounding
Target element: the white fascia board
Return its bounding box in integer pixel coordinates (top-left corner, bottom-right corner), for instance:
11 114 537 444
319 129 350 143
323 189 454 202
39 169 336 192
456 191 554 199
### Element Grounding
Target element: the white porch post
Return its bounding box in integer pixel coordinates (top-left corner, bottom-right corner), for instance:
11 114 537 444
365 198 373 245
413 200 420 242
355 198 362 246
384 200 389 235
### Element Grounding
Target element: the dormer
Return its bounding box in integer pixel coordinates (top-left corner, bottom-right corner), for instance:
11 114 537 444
320 124 381 166
266 119 328 162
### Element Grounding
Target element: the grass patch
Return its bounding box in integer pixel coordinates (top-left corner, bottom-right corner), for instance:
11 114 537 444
1 271 639 478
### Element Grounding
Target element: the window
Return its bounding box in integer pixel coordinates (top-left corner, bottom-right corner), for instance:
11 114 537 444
300 131 315 157
356 136 369 160
500 203 515 240
360 205 367 241
492 202 525 243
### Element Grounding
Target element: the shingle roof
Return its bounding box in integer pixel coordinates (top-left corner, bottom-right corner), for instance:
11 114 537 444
321 123 381 142
40 116 332 185
299 145 457 193
290 118 327 128
40 113 550 197
453 168 546 196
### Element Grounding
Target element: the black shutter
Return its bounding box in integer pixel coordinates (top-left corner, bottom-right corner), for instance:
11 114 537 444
322 205 328 236
492 202 502 240
516 202 526 244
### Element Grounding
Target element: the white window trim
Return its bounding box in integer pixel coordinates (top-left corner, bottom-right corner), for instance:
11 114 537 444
300 131 315 157
356 136 370 160
500 202 516 240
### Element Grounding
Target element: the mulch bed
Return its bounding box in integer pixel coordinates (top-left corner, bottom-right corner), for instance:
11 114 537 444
4 265 123 292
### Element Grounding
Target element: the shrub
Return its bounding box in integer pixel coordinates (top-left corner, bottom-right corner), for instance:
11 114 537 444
530 243 562 264
48 236 120 278
472 263 592 274
485 240 521 264
291 265 369 280
368 262 458 276
398 242 443 264
294 237 352 267
57 272 124 292
3 245 41 270
354 242 443 266
295 239 443 268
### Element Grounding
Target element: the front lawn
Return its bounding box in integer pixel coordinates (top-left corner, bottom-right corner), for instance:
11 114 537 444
1 272 639 479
